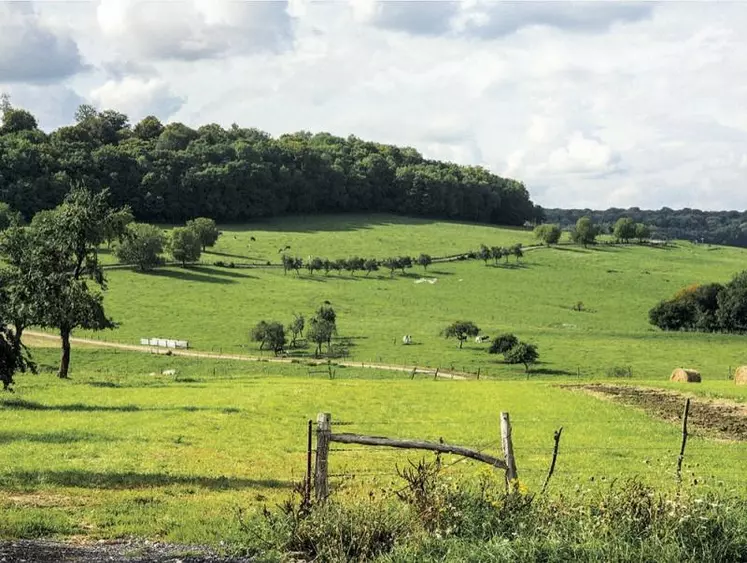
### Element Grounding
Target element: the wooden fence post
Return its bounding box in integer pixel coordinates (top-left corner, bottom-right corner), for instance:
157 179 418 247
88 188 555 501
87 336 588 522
500 412 518 489
676 399 690 483
304 419 312 507
314 412 331 501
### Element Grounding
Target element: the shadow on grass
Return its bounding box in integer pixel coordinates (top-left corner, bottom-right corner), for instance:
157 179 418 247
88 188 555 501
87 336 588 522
551 246 588 254
5 470 291 490
0 399 242 414
530 368 576 376
146 268 238 284
0 430 111 445
204 250 254 261
189 265 256 279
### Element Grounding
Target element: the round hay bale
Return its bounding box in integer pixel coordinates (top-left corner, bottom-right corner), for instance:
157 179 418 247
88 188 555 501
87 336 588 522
670 368 701 383
734 366 747 385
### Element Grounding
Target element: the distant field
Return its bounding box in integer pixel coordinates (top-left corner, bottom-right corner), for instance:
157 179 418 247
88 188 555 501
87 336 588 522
3 348 745 544
78 215 747 381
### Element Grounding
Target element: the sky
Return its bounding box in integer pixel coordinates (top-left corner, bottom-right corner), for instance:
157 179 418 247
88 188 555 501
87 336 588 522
1 0 746 211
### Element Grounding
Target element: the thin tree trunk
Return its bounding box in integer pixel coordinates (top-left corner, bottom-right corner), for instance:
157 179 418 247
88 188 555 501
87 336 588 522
12 322 24 354
59 327 71 379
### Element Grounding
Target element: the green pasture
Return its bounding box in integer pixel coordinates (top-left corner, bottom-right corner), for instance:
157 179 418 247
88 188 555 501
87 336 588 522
83 216 747 381
2 348 746 545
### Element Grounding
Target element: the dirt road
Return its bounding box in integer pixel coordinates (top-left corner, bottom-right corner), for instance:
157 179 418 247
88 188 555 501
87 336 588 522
23 331 468 380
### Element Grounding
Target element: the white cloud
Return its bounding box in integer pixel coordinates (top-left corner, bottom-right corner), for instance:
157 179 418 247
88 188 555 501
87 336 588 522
6 1 747 211
546 133 620 175
0 3 86 83
90 77 184 122
95 0 294 61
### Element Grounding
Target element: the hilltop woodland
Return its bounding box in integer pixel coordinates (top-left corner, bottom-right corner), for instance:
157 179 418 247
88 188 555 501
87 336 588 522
544 206 747 248
0 98 539 226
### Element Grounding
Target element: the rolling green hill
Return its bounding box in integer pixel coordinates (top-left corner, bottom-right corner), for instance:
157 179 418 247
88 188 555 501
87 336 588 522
82 215 747 381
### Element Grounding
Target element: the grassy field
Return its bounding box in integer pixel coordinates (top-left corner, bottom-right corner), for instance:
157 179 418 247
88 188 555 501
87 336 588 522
5 214 747 548
82 215 747 381
2 348 746 545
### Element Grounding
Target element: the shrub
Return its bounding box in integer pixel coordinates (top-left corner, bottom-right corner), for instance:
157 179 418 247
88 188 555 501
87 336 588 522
489 333 518 355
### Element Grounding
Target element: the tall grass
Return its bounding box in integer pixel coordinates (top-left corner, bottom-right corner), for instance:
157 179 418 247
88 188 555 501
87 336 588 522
242 460 747 562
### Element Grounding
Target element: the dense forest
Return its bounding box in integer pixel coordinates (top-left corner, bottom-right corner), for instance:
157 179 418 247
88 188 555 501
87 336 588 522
543 207 747 248
0 101 540 225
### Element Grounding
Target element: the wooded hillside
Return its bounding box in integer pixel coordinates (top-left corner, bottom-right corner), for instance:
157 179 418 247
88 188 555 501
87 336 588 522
0 102 540 225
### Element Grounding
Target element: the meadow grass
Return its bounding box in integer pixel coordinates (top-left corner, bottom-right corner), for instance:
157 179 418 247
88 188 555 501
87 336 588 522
82 216 747 382
2 348 746 545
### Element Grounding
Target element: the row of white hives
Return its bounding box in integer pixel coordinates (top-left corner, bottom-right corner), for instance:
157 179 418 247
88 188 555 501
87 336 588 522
140 338 189 349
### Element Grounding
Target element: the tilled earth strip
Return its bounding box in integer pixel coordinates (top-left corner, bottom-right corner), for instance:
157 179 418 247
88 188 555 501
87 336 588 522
568 383 747 441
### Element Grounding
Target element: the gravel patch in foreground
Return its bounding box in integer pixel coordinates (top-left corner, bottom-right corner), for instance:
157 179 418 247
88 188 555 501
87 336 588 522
0 539 254 563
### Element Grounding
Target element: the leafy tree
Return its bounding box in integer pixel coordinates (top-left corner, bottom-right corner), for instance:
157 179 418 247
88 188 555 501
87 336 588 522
397 255 412 274
571 216 599 247
0 228 42 351
489 333 518 355
490 246 503 265
442 321 480 349
281 254 293 275
716 272 747 333
534 224 561 245
23 188 127 378
416 254 432 271
322 259 332 276
363 258 379 276
114 223 165 271
307 317 335 357
289 314 305 347
316 303 337 326
613 217 637 243
504 342 539 372
250 320 270 350
250 320 285 354
104 208 134 248
382 257 398 277
0 310 35 391
501 246 511 263
186 217 220 251
169 227 201 266
648 299 696 331
133 115 164 140
478 245 491 265
0 108 38 134
332 258 346 275
291 257 303 276
307 257 324 275
0 203 22 231
511 244 524 261
635 223 652 243
345 257 364 276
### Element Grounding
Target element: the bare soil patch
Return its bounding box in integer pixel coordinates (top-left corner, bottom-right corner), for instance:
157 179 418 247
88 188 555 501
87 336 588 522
569 384 747 441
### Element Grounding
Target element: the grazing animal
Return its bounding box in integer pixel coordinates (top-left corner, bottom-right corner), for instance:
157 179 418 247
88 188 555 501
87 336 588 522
402 335 412 345
250 236 256 241
475 335 490 343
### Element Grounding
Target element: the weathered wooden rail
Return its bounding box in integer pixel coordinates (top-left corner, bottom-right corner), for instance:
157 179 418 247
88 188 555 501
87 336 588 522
311 412 515 501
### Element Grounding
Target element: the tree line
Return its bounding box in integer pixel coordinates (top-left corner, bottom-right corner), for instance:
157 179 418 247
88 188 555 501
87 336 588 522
649 272 747 334
542 207 747 247
0 100 540 227
533 216 652 246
